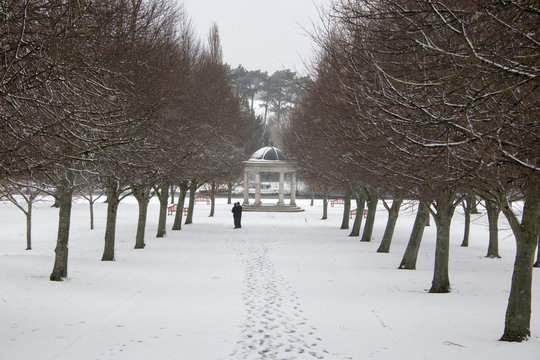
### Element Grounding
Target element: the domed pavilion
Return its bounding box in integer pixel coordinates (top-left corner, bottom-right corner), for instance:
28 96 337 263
242 146 303 212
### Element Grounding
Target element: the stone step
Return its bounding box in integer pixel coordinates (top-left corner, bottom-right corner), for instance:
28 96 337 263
242 204 304 212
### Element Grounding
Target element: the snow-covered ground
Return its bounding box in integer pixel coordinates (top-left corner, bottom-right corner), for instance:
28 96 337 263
1 196 538 360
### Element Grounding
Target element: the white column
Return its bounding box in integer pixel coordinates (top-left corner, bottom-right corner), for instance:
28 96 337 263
289 172 297 206
278 171 285 206
254 172 261 206
243 170 249 205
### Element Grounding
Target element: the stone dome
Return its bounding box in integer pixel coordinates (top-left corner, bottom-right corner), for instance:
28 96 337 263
249 146 289 161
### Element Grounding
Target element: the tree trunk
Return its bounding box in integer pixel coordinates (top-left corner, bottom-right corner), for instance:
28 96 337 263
132 185 151 249
50 173 74 281
485 199 501 258
377 198 403 253
89 194 95 230
349 197 366 237
429 191 456 293
534 232 540 268
184 180 197 225
209 181 216 217
321 189 328 220
500 233 537 341
227 181 233 204
500 176 540 342
172 182 188 230
340 189 352 230
360 188 378 242
170 185 176 205
399 201 430 270
310 188 315 206
101 180 120 261
156 182 169 238
469 194 479 214
460 199 471 247
25 204 32 250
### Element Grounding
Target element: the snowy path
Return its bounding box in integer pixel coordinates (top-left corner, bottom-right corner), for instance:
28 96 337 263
1 198 539 360
220 213 409 360
227 231 349 359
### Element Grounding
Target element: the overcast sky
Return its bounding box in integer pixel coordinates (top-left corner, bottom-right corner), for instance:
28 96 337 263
180 0 330 74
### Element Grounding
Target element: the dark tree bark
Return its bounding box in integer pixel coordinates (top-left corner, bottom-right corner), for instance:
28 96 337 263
429 191 457 293
156 182 169 238
50 172 74 281
89 194 95 230
360 188 378 242
227 181 233 204
170 185 176 204
461 199 471 247
184 180 197 225
25 204 32 250
209 181 216 217
534 232 540 268
349 196 366 237
485 199 501 258
399 201 430 270
310 188 315 206
469 194 479 214
377 198 403 253
340 188 352 230
101 179 121 261
500 176 540 342
132 185 151 249
172 181 188 230
321 188 329 220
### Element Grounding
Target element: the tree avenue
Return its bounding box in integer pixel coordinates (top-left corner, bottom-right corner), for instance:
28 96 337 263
283 0 538 343
1 0 538 348
1 1 255 279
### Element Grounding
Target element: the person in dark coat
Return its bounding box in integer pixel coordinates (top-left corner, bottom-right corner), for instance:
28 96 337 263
231 202 242 228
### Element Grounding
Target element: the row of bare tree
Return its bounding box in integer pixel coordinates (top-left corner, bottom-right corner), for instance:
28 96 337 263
1 2 255 280
283 0 539 342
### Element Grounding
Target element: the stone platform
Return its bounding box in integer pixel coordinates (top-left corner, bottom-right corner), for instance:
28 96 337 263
242 203 304 212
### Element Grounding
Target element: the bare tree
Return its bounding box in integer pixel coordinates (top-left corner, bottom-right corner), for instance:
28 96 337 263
485 199 502 258
0 179 44 250
398 201 431 270
80 184 104 230
377 196 403 253
49 170 75 281
320 0 539 340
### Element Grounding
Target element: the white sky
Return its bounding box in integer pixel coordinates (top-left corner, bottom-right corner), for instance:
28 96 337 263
180 0 330 74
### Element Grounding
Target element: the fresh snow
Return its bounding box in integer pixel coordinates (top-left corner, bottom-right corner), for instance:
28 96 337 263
1 197 538 360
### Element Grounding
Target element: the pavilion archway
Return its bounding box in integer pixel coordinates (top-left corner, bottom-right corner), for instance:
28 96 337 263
242 146 303 212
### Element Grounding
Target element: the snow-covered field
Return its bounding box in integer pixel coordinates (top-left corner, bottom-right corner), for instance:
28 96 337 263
1 196 538 360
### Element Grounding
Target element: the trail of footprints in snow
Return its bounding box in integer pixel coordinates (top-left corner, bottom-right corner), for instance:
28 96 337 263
225 237 352 360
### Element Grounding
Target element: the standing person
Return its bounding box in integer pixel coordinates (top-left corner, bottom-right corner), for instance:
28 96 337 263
231 202 242 228
231 202 238 228
236 202 242 228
